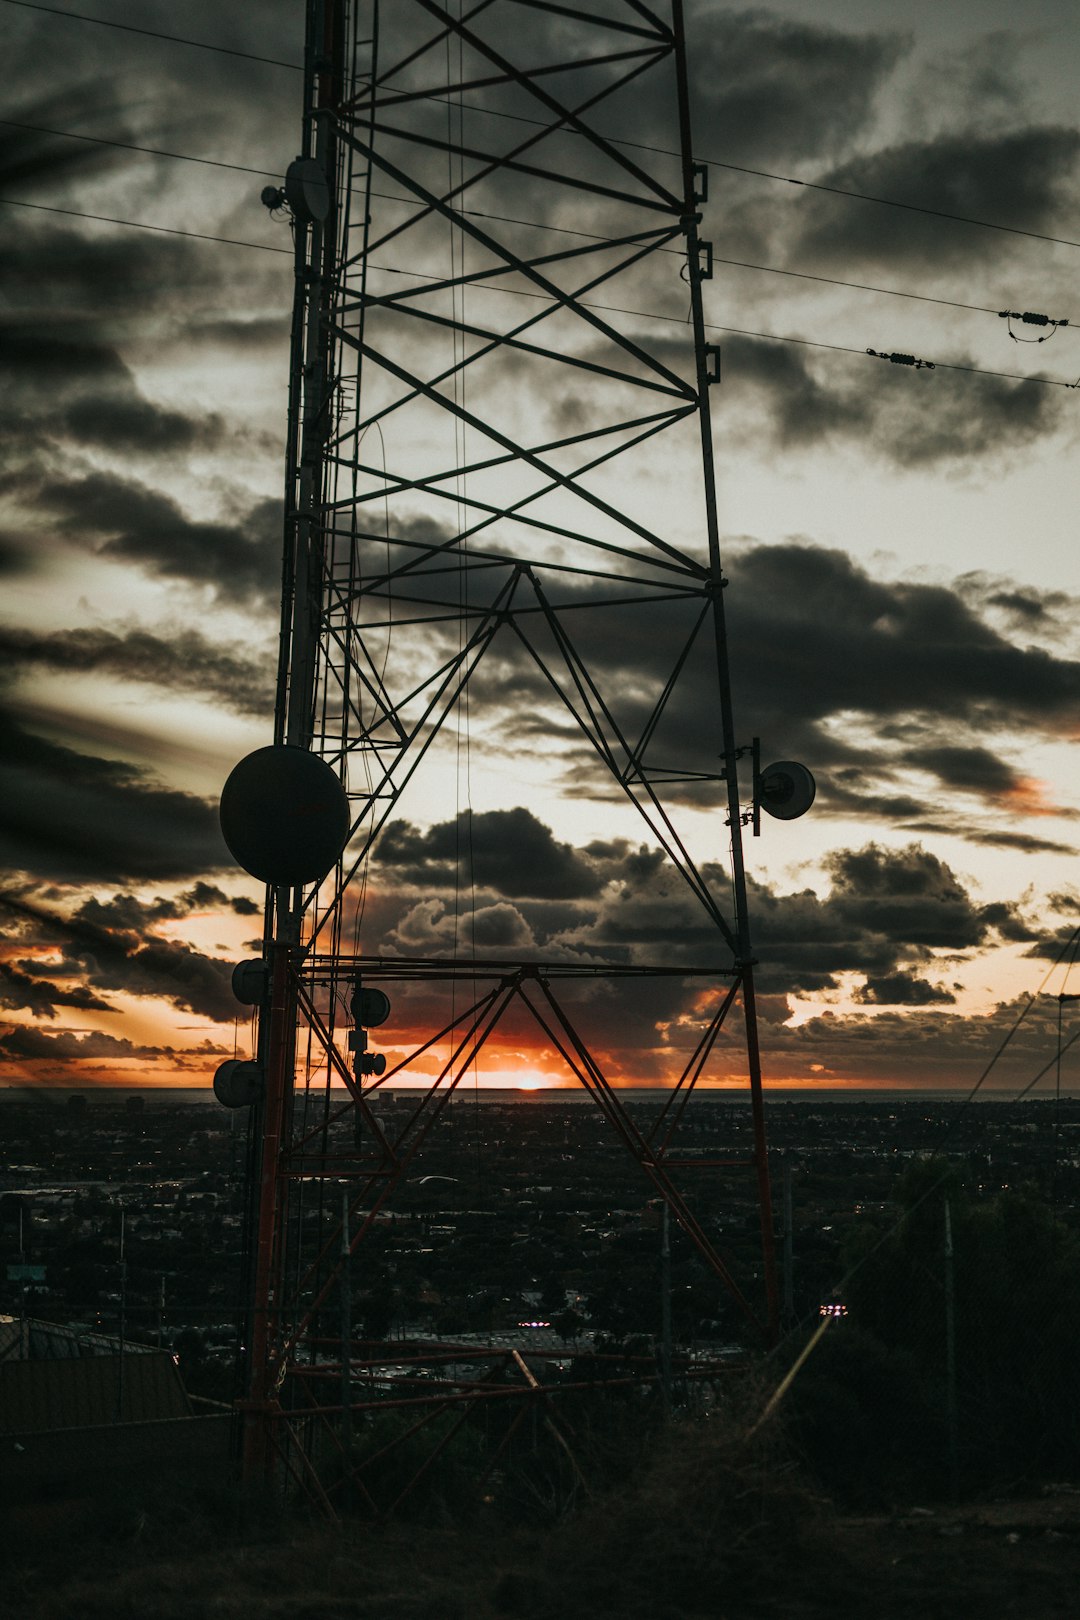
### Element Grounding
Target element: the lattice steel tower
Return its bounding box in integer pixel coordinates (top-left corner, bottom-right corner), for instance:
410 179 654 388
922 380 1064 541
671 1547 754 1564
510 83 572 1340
220 0 808 1508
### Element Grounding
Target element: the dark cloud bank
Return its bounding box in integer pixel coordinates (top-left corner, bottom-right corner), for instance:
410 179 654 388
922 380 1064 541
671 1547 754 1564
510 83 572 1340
3 539 1073 899
0 882 251 1027
714 335 1065 469
351 807 1049 1087
685 5 906 167
2 6 1075 1090
464 541 1080 840
0 710 232 885
0 796 1040 1080
0 625 273 717
791 126 1080 270
373 807 1034 999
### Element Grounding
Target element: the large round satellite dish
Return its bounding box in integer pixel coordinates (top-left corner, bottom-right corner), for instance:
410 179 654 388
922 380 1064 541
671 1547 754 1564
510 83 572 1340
284 157 330 223
220 745 350 885
759 760 816 821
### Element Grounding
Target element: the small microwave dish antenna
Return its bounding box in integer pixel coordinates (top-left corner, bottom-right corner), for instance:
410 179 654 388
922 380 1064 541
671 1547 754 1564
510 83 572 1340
284 157 330 222
220 744 350 885
351 982 391 1029
213 1058 264 1109
758 760 816 821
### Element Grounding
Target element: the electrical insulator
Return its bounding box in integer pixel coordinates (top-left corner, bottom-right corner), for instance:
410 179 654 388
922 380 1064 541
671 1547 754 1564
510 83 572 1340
866 348 934 371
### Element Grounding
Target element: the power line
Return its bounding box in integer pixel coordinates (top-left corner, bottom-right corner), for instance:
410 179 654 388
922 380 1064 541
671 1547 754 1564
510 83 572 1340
0 195 291 254
0 118 283 183
6 118 1068 331
406 94 1080 255
9 0 1080 260
706 321 1076 389
713 254 1003 320
1 0 300 69
700 154 1080 257
0 117 666 250
930 351 1074 387
2 197 1073 390
428 90 1080 256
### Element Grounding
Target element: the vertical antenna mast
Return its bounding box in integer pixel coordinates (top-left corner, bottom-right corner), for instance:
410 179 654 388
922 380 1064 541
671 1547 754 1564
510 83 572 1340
241 0 349 1482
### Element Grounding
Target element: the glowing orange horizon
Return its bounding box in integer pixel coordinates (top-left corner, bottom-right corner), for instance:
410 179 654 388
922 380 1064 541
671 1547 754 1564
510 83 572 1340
0 1068 965 1094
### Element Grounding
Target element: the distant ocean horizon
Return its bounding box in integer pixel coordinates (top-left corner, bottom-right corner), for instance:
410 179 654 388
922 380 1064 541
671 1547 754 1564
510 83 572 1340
3 1083 1075 1105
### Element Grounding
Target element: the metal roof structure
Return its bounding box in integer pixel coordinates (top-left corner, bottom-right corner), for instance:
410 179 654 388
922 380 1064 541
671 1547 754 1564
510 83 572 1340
0 1316 191 1433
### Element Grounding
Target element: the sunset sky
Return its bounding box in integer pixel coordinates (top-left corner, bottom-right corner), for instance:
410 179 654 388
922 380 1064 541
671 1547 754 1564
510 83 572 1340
3 0 1080 1096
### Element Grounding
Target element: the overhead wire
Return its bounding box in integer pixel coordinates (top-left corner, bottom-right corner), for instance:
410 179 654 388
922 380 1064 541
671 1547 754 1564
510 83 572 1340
0 116 291 182
714 255 1007 319
0 193 292 253
7 0 1080 260
5 115 1076 334
7 16 1079 400
421 93 1080 256
685 321 1078 389
6 107 1079 400
696 154 1080 256
1 0 301 69
4 194 1075 392
414 90 1080 256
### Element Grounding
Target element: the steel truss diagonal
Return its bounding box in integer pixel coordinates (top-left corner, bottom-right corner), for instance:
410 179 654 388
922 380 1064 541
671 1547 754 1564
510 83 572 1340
236 0 780 1507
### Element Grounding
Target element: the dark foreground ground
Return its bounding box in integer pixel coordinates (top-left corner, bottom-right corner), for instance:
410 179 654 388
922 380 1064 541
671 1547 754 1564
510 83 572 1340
6 1435 1079 1620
